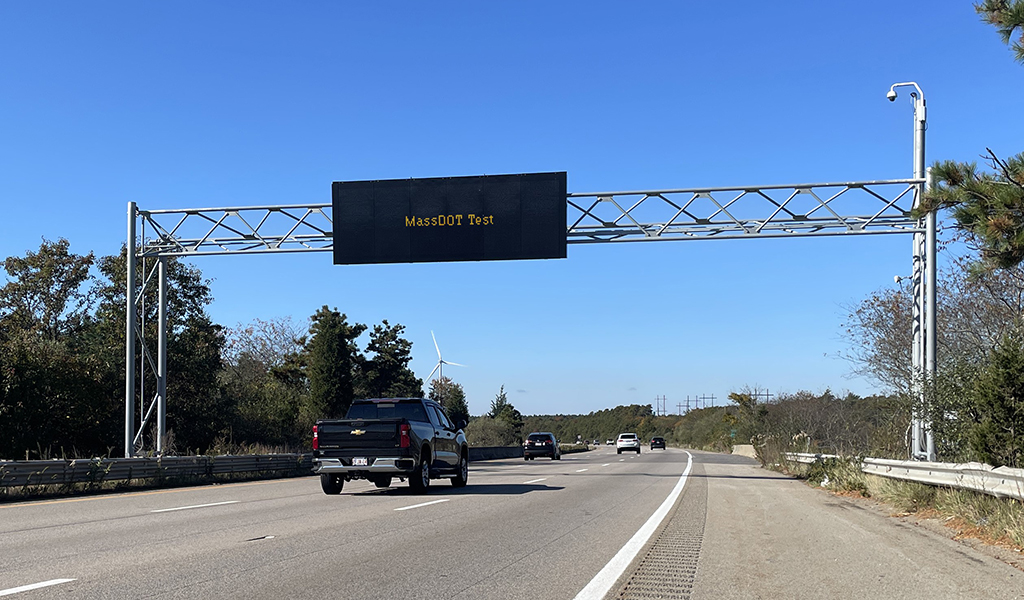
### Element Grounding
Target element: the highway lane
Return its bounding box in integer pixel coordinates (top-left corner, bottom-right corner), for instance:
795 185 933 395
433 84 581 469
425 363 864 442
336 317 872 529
4 449 1022 599
0 448 686 599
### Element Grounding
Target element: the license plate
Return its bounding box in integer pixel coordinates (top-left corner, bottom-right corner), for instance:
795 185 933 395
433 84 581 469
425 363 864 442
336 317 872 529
353 457 368 466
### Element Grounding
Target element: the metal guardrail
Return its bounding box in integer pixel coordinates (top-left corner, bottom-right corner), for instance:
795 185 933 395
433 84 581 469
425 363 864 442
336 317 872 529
0 447 530 489
784 453 1024 502
0 454 313 488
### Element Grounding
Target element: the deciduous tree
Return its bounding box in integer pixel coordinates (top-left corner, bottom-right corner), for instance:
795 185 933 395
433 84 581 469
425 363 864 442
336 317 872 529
429 376 469 426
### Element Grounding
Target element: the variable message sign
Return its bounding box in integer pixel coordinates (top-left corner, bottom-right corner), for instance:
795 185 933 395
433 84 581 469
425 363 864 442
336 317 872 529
332 172 567 265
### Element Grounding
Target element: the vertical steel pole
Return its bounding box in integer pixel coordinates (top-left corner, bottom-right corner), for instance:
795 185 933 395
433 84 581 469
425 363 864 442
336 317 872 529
892 82 929 460
125 203 137 458
157 257 168 454
925 168 937 461
911 231 922 457
912 86 931 460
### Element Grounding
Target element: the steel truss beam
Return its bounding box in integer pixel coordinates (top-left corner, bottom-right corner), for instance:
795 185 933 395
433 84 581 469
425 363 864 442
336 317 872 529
138 204 333 257
133 180 923 260
566 179 922 243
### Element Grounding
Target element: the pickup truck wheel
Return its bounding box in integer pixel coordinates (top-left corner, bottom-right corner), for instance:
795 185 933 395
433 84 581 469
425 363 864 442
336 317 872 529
451 454 468 488
320 474 343 495
409 456 430 493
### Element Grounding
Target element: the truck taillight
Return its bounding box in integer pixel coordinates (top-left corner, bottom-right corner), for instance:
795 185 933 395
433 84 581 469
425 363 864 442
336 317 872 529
312 425 319 450
399 423 411 448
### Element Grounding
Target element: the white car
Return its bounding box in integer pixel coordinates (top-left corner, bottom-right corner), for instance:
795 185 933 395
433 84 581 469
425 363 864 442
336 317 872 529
616 433 641 454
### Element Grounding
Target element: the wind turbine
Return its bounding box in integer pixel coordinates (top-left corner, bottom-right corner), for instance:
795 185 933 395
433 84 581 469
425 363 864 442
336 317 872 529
427 331 466 382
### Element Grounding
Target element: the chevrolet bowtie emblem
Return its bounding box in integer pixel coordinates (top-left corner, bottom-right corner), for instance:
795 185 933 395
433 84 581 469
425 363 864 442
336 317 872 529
351 429 366 435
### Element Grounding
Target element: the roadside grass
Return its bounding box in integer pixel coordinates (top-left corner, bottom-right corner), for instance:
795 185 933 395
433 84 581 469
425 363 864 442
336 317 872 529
785 456 1024 551
804 457 870 497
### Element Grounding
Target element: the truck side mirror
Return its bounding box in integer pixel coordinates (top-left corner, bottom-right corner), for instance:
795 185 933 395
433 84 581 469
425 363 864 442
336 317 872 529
457 420 467 430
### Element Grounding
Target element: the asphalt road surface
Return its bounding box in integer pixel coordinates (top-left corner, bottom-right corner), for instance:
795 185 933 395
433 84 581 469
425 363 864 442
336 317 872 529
1 448 1020 599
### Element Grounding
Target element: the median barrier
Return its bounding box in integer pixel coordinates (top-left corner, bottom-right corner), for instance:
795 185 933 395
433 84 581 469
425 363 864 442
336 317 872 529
1 448 522 488
468 446 524 461
1 447 520 491
0 454 313 488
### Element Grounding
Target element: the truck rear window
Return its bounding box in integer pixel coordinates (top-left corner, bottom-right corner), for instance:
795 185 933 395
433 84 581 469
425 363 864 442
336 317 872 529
346 402 429 422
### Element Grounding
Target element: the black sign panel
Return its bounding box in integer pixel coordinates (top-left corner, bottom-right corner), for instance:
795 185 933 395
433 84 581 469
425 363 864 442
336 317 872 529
332 172 567 265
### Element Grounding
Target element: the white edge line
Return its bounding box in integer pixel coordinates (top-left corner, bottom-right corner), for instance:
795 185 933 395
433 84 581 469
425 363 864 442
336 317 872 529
524 478 547 484
0 579 76 597
572 450 693 600
151 500 239 513
395 499 449 511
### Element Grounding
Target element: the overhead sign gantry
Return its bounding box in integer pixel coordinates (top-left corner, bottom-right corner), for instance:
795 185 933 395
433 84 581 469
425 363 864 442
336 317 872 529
125 82 936 461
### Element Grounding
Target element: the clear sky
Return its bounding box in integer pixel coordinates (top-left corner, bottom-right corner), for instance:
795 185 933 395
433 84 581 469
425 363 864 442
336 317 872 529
2 2 1022 417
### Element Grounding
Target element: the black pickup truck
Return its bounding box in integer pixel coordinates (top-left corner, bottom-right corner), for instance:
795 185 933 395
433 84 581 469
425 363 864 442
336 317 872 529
312 397 469 495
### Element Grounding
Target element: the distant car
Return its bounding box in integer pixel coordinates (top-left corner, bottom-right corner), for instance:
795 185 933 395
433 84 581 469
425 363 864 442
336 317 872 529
524 432 561 460
606 439 614 445
593 439 600 445
616 433 641 454
650 436 666 450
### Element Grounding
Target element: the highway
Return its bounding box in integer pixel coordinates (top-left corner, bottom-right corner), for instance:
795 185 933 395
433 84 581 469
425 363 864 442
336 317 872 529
0 448 1020 599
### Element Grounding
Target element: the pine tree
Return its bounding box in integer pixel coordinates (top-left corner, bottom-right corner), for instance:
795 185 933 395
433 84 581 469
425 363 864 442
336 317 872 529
970 331 1024 466
359 320 422 398
305 306 365 418
922 1 1024 269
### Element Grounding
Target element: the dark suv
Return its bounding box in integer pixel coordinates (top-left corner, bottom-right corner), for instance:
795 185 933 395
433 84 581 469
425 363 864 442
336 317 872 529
524 432 560 460
650 436 666 450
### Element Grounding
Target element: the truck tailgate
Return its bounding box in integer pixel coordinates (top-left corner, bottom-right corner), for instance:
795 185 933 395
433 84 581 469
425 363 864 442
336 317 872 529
316 419 402 451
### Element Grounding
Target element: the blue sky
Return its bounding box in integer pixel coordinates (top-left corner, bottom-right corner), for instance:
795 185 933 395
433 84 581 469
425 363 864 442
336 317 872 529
2 2 1022 417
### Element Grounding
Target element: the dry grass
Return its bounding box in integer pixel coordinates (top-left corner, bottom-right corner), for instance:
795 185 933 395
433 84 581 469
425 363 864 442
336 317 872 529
793 457 1024 553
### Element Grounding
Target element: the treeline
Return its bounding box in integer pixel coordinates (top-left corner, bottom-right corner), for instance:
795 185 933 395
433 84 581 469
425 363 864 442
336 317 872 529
0 239 471 460
666 389 908 458
522 404 683 445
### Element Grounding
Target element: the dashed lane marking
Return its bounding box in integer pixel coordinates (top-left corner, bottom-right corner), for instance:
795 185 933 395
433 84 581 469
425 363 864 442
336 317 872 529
523 478 547 484
395 499 450 512
576 469 589 473
0 579 76 596
151 500 239 513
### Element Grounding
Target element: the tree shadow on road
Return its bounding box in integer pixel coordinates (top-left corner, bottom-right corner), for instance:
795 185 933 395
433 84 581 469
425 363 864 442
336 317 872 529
348 483 564 497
